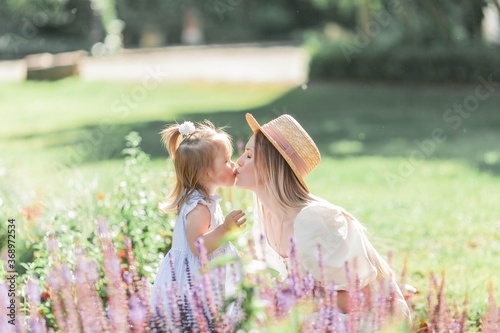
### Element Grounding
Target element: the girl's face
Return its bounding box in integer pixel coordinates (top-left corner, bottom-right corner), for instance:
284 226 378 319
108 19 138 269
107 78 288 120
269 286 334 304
206 145 237 191
235 134 260 190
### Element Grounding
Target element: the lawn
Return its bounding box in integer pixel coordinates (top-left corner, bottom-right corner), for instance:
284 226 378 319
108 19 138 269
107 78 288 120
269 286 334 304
1 79 500 328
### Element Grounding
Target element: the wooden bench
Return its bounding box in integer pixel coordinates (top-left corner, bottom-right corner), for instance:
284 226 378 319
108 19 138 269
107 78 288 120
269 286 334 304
25 50 87 80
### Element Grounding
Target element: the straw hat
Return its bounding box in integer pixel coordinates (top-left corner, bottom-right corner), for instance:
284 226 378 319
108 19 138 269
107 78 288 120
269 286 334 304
245 113 321 190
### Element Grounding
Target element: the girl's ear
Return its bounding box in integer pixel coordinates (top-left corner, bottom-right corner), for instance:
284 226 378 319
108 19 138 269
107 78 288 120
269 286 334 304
200 167 214 186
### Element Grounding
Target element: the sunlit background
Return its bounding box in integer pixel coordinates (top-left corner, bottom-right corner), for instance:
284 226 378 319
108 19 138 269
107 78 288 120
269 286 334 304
1 0 500 331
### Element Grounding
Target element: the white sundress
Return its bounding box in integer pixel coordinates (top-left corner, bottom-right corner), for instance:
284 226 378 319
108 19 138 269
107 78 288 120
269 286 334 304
252 197 411 329
150 190 241 315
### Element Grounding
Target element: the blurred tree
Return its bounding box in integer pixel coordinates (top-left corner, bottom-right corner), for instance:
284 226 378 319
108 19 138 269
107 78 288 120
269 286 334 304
310 0 382 32
308 0 499 84
290 0 357 30
113 0 362 46
491 0 500 14
90 0 122 54
0 2 14 46
405 0 487 44
0 0 103 58
307 0 487 45
460 0 487 40
1 0 490 55
115 0 186 46
5 0 80 35
253 2 296 38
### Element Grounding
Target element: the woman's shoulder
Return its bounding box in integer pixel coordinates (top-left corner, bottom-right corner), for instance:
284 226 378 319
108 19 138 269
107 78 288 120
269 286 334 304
294 198 350 241
296 198 345 225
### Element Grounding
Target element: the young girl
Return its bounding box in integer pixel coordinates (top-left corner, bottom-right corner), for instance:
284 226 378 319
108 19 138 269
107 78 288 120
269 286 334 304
150 120 246 314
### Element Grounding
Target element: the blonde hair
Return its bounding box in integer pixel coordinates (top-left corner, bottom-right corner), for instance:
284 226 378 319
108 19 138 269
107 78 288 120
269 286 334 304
253 131 313 210
253 131 395 280
159 120 233 215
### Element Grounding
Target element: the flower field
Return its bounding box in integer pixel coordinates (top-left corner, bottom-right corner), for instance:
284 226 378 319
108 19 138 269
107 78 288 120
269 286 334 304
1 133 499 332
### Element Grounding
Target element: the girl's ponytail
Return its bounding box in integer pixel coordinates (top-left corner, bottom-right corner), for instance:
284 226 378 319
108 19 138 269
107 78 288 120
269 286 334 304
160 124 183 160
159 123 190 214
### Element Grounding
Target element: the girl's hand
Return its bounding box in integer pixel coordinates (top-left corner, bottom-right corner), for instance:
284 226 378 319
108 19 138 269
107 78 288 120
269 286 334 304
223 210 246 232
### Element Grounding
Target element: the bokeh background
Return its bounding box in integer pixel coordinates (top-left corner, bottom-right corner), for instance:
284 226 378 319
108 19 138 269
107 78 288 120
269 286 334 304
1 0 500 330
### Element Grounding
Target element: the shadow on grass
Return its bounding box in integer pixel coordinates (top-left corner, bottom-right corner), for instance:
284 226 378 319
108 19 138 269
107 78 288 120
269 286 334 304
10 82 500 175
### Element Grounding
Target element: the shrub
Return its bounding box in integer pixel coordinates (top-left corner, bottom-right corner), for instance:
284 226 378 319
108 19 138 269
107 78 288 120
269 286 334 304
2 220 499 332
0 0 97 59
309 39 500 84
3 132 171 329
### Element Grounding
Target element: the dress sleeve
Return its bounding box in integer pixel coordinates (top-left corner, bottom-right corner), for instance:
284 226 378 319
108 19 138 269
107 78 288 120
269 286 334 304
294 202 377 290
180 190 214 230
183 191 208 213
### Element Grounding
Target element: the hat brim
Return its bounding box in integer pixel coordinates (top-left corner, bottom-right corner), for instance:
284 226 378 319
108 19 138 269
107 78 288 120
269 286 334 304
245 113 309 191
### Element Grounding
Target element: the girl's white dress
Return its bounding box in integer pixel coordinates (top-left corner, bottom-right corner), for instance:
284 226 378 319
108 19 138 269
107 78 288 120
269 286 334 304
150 190 240 312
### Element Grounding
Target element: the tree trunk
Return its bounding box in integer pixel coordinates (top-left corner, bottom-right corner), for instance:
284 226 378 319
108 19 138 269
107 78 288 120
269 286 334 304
421 0 452 42
88 0 105 45
358 0 372 36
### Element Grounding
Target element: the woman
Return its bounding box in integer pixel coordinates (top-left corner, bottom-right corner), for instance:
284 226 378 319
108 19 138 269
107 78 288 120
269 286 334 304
235 113 410 320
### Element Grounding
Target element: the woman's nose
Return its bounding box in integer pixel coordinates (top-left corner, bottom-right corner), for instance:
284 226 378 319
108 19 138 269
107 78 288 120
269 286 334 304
236 155 244 166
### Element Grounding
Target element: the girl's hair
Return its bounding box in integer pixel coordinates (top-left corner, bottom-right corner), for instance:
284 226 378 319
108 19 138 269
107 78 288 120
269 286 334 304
253 131 313 210
159 120 233 215
253 131 395 280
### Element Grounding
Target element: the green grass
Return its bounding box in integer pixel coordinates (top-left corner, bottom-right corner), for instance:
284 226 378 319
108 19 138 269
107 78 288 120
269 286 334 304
0 79 291 137
1 79 500 321
311 157 500 315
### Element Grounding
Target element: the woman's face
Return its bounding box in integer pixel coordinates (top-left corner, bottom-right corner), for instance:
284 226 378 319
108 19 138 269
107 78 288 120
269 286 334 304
235 134 260 190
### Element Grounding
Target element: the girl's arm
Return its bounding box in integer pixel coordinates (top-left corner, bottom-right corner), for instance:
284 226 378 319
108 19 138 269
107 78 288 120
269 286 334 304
186 204 245 256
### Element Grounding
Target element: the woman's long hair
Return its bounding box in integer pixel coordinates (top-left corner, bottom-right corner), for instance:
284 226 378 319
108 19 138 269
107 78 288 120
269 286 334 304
253 131 313 210
253 130 395 280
